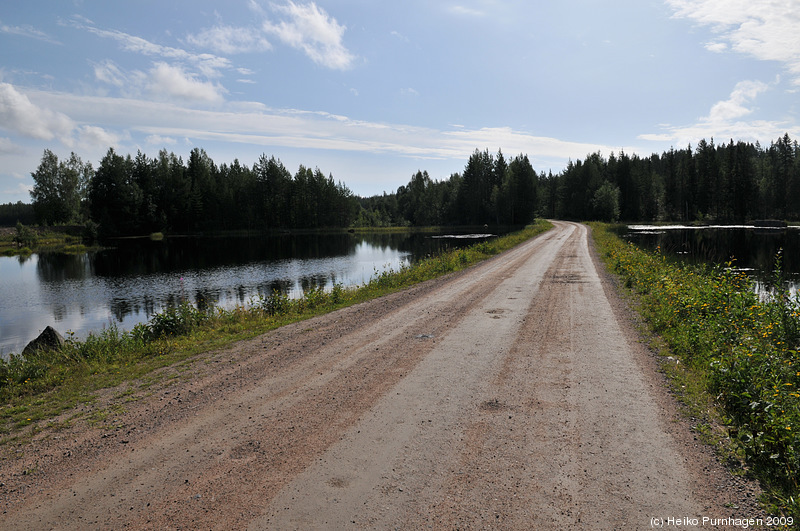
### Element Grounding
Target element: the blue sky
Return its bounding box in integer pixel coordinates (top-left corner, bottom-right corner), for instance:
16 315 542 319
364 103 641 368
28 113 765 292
1 0 799 203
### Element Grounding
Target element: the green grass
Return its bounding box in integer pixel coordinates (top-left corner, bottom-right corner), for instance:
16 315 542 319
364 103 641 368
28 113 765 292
0 225 91 256
0 220 552 444
591 222 799 519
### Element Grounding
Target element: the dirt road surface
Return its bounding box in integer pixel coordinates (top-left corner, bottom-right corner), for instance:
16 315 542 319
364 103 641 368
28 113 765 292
1 221 764 529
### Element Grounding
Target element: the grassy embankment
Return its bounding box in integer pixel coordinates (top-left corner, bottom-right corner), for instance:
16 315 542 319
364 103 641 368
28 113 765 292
591 223 799 519
0 224 93 256
0 220 552 444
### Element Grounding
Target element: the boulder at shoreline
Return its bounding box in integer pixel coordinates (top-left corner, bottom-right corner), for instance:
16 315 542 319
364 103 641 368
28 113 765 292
22 326 65 357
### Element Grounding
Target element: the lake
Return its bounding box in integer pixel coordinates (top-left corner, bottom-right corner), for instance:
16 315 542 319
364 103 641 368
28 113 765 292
618 224 800 295
1 230 499 357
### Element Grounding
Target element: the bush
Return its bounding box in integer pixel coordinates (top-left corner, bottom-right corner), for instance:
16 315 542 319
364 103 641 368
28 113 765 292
260 291 290 316
147 303 210 339
13 222 38 248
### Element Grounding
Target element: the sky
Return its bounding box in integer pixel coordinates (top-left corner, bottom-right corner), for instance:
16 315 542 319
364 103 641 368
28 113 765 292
1 0 799 204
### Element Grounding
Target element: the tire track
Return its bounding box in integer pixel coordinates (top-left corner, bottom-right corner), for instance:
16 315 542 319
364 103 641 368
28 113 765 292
0 224 563 529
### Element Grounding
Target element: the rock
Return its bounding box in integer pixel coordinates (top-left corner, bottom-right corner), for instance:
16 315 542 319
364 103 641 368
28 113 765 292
22 326 65 356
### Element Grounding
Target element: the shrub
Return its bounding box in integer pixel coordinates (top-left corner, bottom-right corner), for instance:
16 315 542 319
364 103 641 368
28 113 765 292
13 222 38 249
147 303 210 339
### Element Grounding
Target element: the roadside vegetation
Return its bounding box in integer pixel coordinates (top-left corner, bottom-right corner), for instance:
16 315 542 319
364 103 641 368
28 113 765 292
592 223 799 519
0 220 551 443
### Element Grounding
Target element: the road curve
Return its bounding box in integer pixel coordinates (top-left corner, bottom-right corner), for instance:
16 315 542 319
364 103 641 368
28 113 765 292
0 221 758 529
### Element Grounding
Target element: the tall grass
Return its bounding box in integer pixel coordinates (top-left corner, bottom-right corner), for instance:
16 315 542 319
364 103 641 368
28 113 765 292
592 223 799 518
0 220 552 439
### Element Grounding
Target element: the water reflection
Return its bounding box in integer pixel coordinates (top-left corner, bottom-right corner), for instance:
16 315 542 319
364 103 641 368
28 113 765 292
1 230 499 357
37 252 94 282
620 225 800 297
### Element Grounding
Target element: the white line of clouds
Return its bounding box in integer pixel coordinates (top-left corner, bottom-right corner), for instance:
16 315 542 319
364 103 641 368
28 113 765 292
14 84 621 166
666 0 800 84
76 0 357 102
639 80 799 145
73 19 232 78
0 20 61 45
448 5 486 17
185 25 272 55
145 134 177 146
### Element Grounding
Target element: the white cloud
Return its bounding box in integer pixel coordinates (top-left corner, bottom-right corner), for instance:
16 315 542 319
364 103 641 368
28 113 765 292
449 5 486 17
78 23 231 78
442 127 616 161
93 59 227 104
0 137 22 154
400 87 420 97
145 134 177 145
704 41 727 53
77 125 120 149
390 31 409 42
667 0 800 84
93 59 127 88
0 20 61 44
0 83 74 142
706 80 768 122
2 181 33 196
185 25 272 54
248 0 268 18
639 80 798 144
25 88 625 168
148 63 226 104
263 1 356 70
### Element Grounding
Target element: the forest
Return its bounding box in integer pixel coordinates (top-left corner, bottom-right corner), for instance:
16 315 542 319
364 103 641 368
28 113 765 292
544 133 800 223
23 148 359 235
4 133 799 235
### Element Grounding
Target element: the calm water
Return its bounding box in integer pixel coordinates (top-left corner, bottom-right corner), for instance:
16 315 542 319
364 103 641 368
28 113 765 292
619 224 800 294
1 230 497 357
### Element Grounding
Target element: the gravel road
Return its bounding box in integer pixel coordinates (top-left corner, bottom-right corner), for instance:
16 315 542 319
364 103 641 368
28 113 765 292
0 221 764 529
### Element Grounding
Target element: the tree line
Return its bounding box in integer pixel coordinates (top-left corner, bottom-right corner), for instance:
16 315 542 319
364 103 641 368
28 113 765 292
14 133 800 234
541 133 800 223
26 147 360 236
0 202 35 226
356 150 539 227
357 134 800 226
